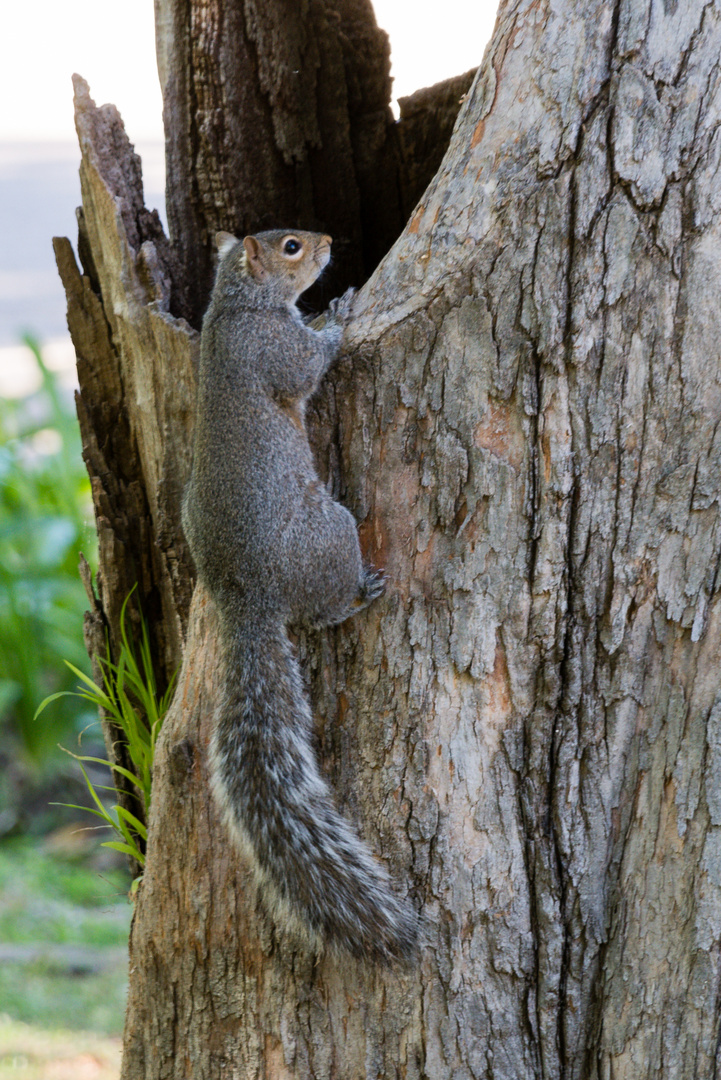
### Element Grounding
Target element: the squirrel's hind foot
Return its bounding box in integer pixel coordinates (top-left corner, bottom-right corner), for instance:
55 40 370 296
307 566 385 628
350 566 386 613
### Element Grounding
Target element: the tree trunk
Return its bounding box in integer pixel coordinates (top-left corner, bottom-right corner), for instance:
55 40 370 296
154 0 405 325
56 0 721 1077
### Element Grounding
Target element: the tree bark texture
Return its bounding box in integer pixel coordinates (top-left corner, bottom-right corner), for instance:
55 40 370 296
57 0 721 1077
395 68 477 215
154 0 471 326
53 84 197 853
155 0 397 324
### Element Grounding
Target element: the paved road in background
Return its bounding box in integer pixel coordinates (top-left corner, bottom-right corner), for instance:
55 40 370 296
0 141 165 349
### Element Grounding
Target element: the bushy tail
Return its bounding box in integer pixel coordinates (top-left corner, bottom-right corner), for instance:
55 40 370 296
209 617 418 963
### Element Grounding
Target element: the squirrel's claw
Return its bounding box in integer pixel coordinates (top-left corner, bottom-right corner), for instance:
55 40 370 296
360 566 386 603
328 286 356 322
346 567 386 616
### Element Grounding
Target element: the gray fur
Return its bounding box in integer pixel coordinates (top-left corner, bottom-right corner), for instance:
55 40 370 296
182 229 418 963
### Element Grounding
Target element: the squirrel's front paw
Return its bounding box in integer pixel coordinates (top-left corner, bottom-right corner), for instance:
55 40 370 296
328 286 356 323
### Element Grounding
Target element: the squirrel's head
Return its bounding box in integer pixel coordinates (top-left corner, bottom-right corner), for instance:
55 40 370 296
214 229 333 304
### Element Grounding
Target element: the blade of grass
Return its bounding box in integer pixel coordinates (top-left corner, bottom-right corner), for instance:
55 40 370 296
38 586 177 872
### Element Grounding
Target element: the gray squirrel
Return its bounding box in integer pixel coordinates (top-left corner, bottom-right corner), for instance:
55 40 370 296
182 228 418 963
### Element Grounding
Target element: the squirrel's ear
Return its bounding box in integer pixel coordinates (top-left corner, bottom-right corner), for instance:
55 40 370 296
216 231 239 258
243 235 267 281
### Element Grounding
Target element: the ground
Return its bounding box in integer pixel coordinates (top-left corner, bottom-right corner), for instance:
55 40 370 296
0 835 131 1080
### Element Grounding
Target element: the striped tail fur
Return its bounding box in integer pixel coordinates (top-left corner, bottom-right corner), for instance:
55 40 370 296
209 616 418 963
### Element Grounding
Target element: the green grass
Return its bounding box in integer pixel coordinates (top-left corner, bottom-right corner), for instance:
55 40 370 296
0 341 130 1042
0 964 128 1037
0 839 131 1035
0 839 130 946
38 590 176 868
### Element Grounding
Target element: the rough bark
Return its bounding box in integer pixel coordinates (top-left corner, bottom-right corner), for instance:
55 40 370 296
155 0 406 325
56 0 721 1077
53 76 198 847
396 68 477 215
153 0 472 326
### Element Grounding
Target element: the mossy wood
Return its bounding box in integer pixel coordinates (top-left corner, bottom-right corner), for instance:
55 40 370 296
56 0 721 1077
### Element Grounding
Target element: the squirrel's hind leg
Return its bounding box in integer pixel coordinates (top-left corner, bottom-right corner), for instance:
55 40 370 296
280 494 381 628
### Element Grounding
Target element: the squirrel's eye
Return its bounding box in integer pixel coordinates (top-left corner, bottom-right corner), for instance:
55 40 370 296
283 238 301 255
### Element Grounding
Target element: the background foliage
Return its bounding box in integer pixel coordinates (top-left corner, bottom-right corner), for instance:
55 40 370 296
0 340 129 1066
0 338 97 768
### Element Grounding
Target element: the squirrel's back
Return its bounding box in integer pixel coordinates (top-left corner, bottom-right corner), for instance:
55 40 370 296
184 234 324 577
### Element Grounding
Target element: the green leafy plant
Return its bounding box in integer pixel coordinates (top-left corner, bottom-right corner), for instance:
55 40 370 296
35 589 176 868
0 335 97 761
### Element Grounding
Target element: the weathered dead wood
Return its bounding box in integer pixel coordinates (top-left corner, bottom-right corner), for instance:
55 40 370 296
54 77 198 847
155 0 407 325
